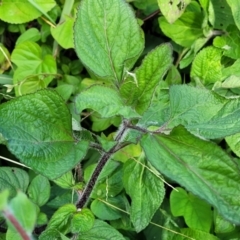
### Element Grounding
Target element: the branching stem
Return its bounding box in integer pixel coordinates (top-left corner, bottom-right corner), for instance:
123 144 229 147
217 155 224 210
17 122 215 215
76 119 130 209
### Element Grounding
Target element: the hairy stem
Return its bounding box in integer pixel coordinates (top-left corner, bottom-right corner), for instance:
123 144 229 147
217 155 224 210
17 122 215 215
76 119 130 209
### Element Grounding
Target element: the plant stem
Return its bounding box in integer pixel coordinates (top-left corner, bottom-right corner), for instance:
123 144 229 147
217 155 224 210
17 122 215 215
3 210 32 240
76 119 130 209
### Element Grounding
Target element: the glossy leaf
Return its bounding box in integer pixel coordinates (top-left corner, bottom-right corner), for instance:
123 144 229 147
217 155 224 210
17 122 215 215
74 0 144 83
170 187 212 232
0 167 29 197
11 41 57 95
159 12 203 47
77 220 125 240
0 90 89 180
191 46 222 84
157 0 191 23
120 44 173 114
27 175 50 207
75 85 140 119
0 0 55 24
123 157 165 232
71 208 95 233
141 126 240 224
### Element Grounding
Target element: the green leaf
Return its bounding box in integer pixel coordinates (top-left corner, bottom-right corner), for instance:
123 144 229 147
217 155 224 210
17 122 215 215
75 85 140 119
27 175 50 207
6 229 22 240
39 229 63 240
134 0 158 15
170 187 212 232
0 190 9 211
0 74 12 85
123 157 165 232
120 44 173 114
159 12 203 48
74 0 144 84
214 210 235 234
71 208 95 233
179 37 209 69
0 167 29 198
226 0 240 31
208 0 235 30
51 15 74 49
0 90 89 180
37 212 48 226
0 0 55 24
90 167 124 199
47 204 76 234
141 126 240 224
27 0 56 24
213 25 240 59
222 59 240 78
16 28 41 45
53 171 75 189
167 85 240 139
177 228 219 240
144 208 183 240
11 41 57 95
157 0 191 23
8 191 37 234
226 133 240 157
77 219 125 240
90 197 123 221
190 46 222 84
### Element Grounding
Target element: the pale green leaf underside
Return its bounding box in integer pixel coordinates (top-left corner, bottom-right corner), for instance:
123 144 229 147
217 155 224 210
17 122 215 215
157 0 191 23
0 0 55 24
123 158 165 232
120 44 173 114
75 85 140 119
74 0 144 83
141 126 240 224
0 90 88 180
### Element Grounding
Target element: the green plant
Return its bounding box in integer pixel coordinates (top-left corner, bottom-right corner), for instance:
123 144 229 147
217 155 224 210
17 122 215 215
0 0 240 240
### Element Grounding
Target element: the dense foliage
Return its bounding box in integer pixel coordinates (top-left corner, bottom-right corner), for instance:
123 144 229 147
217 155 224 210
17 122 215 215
0 0 240 239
